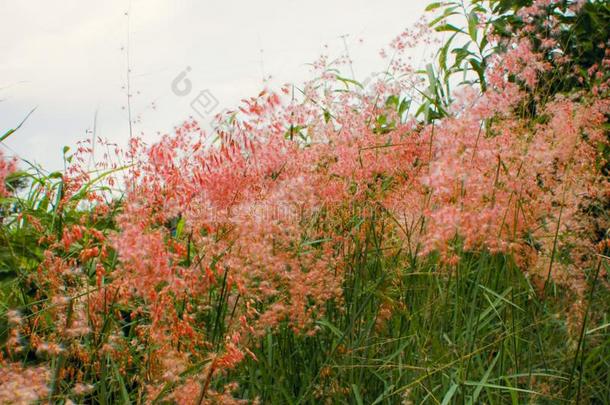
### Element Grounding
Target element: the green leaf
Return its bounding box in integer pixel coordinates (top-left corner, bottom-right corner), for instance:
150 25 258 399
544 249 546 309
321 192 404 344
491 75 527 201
0 107 37 143
335 75 363 89
175 217 185 238
439 32 458 71
462 381 539 395
468 10 479 42
323 110 331 123
352 384 364 405
453 47 475 67
469 58 485 81
441 383 459 405
112 358 131 404
429 7 459 27
385 95 400 108
435 23 465 34
398 99 411 117
316 318 343 339
425 2 443 12
479 34 489 52
468 352 499 405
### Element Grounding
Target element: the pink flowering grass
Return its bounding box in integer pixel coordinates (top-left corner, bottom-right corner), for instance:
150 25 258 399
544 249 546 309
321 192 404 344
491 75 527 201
1 0 610 403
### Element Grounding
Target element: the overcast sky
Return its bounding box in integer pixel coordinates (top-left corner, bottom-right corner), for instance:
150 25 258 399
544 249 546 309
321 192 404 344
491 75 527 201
0 0 427 171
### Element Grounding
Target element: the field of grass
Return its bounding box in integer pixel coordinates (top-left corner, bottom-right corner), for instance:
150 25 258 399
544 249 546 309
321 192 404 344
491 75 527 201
1 0 610 404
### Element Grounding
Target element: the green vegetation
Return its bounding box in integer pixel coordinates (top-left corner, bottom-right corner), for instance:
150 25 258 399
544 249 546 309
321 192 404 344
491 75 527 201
1 1 609 404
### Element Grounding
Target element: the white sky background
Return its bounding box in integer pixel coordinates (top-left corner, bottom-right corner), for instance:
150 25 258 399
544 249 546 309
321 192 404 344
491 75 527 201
0 0 429 171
